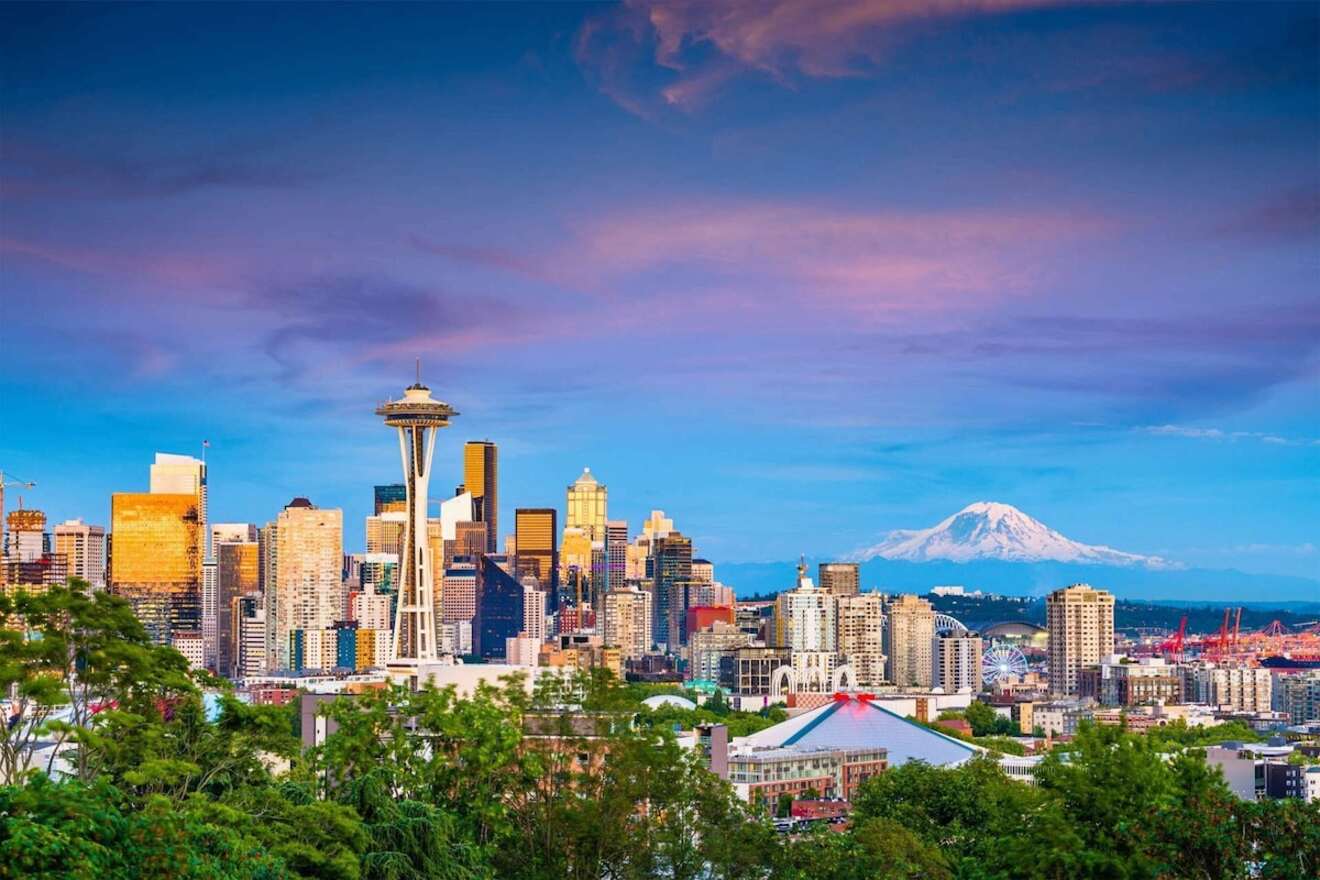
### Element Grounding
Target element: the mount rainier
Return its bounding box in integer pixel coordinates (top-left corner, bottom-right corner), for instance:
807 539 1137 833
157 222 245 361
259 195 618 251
853 501 1176 568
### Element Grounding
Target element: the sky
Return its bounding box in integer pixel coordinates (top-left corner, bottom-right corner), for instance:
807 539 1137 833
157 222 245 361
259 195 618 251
1 1 1317 581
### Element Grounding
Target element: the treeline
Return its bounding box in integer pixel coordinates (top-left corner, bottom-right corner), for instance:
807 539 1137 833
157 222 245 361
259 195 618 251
1 582 1318 880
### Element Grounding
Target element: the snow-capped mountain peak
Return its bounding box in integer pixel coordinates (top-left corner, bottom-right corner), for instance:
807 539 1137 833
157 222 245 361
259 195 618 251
854 502 1174 568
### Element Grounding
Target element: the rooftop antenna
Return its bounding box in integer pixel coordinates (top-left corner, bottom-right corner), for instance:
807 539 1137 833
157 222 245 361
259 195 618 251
416 357 422 385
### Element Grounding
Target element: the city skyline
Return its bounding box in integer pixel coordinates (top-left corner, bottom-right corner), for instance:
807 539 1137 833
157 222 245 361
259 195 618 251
3 2 1317 578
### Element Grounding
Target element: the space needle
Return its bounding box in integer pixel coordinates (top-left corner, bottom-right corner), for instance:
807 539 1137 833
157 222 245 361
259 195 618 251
375 364 457 675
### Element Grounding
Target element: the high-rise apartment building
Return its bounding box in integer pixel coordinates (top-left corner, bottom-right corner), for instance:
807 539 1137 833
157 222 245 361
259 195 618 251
271 498 342 670
818 562 860 596
110 492 203 644
652 532 693 650
217 541 259 677
887 594 936 688
1046 584 1115 697
514 508 558 603
523 582 547 643
603 586 652 659
463 441 498 553
773 563 837 653
605 520 628 593
935 632 983 692
837 591 886 687
53 519 106 589
565 467 607 541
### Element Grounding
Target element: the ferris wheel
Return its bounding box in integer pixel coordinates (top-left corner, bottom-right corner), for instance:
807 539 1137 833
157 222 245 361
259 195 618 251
982 644 1029 685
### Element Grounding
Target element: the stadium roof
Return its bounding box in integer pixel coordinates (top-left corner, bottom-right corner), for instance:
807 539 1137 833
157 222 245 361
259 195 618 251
735 696 981 768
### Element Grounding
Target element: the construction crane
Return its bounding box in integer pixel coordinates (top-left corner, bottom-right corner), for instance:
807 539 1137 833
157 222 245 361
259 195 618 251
1232 607 1242 652
0 470 37 555
1159 615 1188 662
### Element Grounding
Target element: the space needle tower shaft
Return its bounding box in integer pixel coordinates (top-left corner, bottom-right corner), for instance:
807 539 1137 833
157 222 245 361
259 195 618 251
375 366 458 668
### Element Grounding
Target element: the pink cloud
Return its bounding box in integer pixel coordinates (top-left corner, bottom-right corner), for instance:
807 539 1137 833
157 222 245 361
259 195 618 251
1 236 238 290
560 201 1102 318
580 0 1061 112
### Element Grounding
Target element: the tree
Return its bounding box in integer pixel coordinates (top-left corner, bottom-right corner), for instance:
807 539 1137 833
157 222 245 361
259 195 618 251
0 580 193 785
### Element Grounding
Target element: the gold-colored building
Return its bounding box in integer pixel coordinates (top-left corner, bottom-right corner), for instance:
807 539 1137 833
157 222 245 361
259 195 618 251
565 467 607 541
217 541 260 677
515 508 557 596
463 440 498 552
110 492 203 643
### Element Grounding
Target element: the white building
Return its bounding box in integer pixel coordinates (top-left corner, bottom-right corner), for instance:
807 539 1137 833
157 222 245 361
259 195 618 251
774 564 837 653
52 519 107 589
603 586 652 659
935 632 984 693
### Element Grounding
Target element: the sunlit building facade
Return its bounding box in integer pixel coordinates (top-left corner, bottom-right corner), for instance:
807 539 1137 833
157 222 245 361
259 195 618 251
271 498 343 670
110 492 203 644
217 541 260 677
603 585 652 659
565 467 607 541
515 508 558 604
1046 584 1115 697
463 440 498 553
53 518 106 589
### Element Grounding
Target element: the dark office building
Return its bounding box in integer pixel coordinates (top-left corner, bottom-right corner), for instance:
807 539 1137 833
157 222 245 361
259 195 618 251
651 532 692 650
474 553 524 660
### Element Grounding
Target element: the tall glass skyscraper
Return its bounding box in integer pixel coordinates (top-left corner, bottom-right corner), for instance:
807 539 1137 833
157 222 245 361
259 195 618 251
474 554 523 660
463 441 498 553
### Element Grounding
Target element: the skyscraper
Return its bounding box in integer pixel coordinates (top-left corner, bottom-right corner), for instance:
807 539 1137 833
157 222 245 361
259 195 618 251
837 591 886 687
1046 583 1115 697
887 594 936 688
373 484 407 514
514 508 558 603
217 541 259 677
149 453 208 557
565 467 607 541
53 519 106 589
110 492 203 644
651 532 693 650
271 498 342 670
818 562 860 596
376 378 457 670
232 593 267 679
474 554 523 659
463 440 498 553
605 520 628 593
935 632 983 693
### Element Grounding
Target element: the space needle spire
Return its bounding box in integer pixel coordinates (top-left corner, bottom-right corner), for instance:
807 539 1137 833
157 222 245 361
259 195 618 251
375 369 457 673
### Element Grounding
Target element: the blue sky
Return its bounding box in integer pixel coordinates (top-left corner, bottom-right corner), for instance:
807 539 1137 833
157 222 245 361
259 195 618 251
1 1 1316 579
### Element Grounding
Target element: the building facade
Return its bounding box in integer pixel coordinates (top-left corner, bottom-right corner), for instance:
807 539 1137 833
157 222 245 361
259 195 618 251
603 586 652 659
887 594 935 688
817 562 860 596
463 441 498 553
53 519 106 589
1046 584 1115 697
